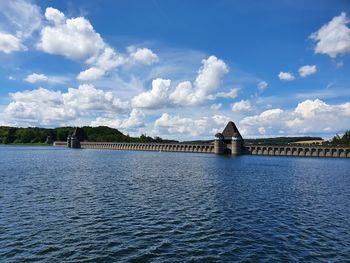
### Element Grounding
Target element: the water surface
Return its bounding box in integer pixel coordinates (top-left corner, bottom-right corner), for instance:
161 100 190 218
1 145 350 262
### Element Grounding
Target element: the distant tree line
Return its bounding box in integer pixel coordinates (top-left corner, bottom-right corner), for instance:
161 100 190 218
0 126 177 144
244 136 323 146
2 125 349 146
331 130 350 147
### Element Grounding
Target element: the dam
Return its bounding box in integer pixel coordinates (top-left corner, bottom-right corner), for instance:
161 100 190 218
53 121 350 158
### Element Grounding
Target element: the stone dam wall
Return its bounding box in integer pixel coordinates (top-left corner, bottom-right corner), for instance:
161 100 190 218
244 145 350 158
53 141 350 158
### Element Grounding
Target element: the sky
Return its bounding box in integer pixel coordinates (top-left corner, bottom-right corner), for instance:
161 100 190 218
0 0 350 140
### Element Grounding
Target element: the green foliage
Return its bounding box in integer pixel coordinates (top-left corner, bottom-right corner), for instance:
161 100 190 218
244 136 323 146
331 130 350 146
55 127 75 141
0 126 175 144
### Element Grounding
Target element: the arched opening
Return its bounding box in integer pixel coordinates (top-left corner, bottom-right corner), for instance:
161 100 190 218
224 148 231 155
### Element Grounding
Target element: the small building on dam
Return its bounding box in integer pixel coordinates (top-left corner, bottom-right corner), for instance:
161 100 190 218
214 121 243 155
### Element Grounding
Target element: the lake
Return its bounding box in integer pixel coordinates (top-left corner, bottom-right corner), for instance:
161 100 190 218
1 145 350 262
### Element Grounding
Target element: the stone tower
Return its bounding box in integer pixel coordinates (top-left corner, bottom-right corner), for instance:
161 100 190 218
67 127 85 148
214 133 225 154
214 121 244 155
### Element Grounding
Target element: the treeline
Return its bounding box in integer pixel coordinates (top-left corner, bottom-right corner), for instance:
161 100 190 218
244 136 323 146
0 126 177 144
331 130 350 147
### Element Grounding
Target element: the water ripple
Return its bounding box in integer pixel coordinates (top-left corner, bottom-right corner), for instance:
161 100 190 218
1 146 350 262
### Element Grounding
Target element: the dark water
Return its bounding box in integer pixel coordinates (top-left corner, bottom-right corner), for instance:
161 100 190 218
1 146 350 262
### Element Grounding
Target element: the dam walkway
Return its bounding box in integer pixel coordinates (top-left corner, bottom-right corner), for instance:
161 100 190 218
53 141 350 158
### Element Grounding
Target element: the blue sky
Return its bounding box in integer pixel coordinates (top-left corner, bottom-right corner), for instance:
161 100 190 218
0 0 350 140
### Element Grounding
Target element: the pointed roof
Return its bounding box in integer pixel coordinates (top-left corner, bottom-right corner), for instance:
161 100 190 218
222 121 243 139
72 127 86 142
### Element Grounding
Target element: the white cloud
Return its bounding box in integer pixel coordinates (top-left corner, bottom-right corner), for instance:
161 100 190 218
132 78 171 109
45 7 65 25
0 0 42 54
121 109 145 129
210 103 222 110
0 32 26 53
299 65 317 77
258 127 266 135
278 71 295 81
0 0 42 39
38 7 157 81
38 7 127 81
77 67 105 81
91 109 145 130
195 55 229 95
132 55 229 108
38 8 105 60
240 99 350 136
4 85 129 126
232 100 253 112
155 113 208 137
154 113 232 138
257 81 268 91
240 108 286 136
8 76 15 80
310 12 350 58
24 73 68 84
169 56 229 106
87 47 126 71
24 73 48 83
212 115 231 125
215 88 239 99
169 81 194 105
129 47 159 65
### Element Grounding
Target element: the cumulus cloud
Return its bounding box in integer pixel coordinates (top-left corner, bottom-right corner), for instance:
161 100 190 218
38 7 158 81
77 67 105 81
298 65 317 77
24 73 68 84
37 7 128 81
0 0 42 39
212 115 231 126
169 56 229 106
310 12 350 58
257 81 268 91
278 71 295 81
195 56 229 95
132 56 229 108
155 113 208 136
154 113 232 138
87 47 126 71
169 81 193 105
210 103 222 110
132 78 171 109
240 99 350 136
44 7 65 25
232 100 253 112
24 73 49 83
214 88 239 99
0 0 42 53
38 8 105 59
0 32 26 53
129 47 159 65
4 85 129 125
90 109 145 130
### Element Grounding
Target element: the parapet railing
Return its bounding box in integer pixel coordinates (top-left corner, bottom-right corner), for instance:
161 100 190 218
54 141 215 153
53 141 350 158
245 145 350 158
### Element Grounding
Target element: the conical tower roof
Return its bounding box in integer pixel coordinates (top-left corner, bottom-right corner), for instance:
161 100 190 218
222 121 243 140
72 127 86 142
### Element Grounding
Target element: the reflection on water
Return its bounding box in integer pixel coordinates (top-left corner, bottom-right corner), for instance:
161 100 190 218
1 145 350 262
